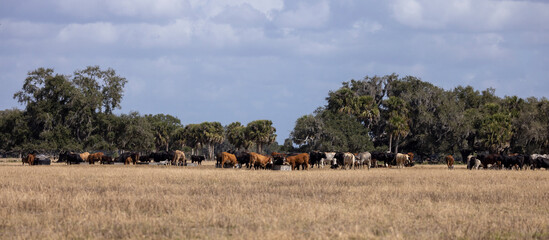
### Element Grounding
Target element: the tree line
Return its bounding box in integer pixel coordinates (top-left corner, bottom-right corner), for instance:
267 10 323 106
0 67 277 158
3 68 548 162
287 74 549 162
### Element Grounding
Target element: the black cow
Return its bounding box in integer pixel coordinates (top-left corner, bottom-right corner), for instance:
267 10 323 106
191 155 206 165
371 152 396 167
271 152 286 166
149 151 174 162
477 154 503 169
502 155 524 170
332 152 345 169
139 155 151 163
309 151 327 168
533 157 549 170
59 152 83 165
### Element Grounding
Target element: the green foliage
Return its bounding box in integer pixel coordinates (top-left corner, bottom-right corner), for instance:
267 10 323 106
292 74 549 155
246 120 276 153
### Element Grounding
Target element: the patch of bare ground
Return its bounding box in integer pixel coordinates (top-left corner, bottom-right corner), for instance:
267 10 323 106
0 163 548 239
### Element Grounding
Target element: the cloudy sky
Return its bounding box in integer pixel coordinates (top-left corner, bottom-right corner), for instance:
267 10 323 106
1 0 548 143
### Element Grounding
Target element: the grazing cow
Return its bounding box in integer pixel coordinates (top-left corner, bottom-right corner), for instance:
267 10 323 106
532 157 549 170
477 154 503 169
502 154 524 170
22 153 36 165
217 152 238 168
395 153 409 169
249 152 273 170
191 155 205 165
100 156 113 164
173 150 186 166
343 152 356 170
149 151 173 163
88 152 104 164
356 152 372 170
406 152 415 167
59 152 84 165
232 151 251 168
271 152 286 166
285 153 309 170
445 155 455 169
80 152 90 162
322 152 336 168
116 152 140 165
309 151 327 168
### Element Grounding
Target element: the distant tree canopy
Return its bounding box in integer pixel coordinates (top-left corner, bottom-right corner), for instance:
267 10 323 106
4 68 549 161
0 66 281 157
289 74 549 161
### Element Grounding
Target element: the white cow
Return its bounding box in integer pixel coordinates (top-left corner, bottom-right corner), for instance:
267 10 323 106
395 153 409 169
322 152 336 168
356 152 372 170
343 152 355 170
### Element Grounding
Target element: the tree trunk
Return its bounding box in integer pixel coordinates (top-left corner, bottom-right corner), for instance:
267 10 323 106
388 134 393 153
257 143 262 154
395 135 400 154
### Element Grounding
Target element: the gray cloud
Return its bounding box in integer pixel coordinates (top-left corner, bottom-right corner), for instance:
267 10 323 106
1 0 548 143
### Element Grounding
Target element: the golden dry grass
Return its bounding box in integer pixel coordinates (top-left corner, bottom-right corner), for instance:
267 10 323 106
0 160 548 239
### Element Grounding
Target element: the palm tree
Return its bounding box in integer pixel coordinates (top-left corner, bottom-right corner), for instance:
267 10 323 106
246 120 276 154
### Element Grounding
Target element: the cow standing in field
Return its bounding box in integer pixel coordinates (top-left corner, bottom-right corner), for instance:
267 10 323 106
467 155 481 170
285 153 309 170
88 152 104 164
395 153 409 169
322 152 336 168
445 155 455 169
477 154 503 169
117 152 140 165
356 152 372 170
309 151 327 168
217 152 238 168
173 150 186 166
342 152 355 170
59 152 84 165
191 155 205 165
249 152 273 170
100 156 113 164
22 153 36 165
80 152 90 163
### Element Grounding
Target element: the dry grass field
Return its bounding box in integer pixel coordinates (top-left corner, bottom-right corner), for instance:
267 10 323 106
1 159 548 239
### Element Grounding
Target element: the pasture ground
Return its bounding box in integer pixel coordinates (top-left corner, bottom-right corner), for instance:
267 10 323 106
1 159 548 239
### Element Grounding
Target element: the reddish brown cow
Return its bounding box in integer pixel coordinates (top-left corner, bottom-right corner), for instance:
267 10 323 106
219 152 238 168
285 153 309 170
445 155 454 169
88 152 104 164
22 153 36 165
249 152 272 169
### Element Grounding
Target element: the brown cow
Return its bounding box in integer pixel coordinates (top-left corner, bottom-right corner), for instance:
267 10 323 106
173 150 186 166
445 155 454 169
124 156 132 165
285 153 309 170
80 152 90 162
22 153 36 165
249 152 272 169
100 155 113 164
88 152 104 164
218 152 238 168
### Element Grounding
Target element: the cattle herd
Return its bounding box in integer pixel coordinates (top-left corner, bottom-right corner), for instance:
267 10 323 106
18 150 549 170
